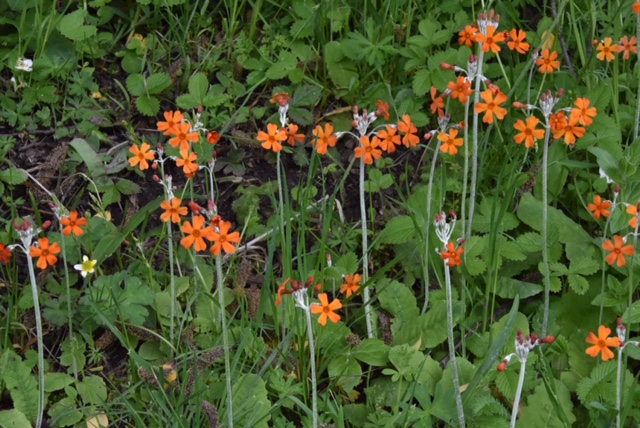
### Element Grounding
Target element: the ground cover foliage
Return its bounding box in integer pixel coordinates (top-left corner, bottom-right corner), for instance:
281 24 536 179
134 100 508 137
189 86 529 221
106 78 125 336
2 0 640 427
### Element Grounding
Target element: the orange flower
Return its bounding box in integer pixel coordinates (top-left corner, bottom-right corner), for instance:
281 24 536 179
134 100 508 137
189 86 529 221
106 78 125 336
535 49 560 74
458 25 478 47
209 220 241 256
441 242 464 267
587 195 611 220
128 143 155 171
176 149 199 178
206 131 221 145
513 116 545 149
160 198 187 223
602 235 635 267
507 29 530 54
627 203 640 228
312 123 337 155
619 36 637 61
634 2 640 14
375 100 390 121
438 129 463 155
257 123 287 153
60 211 88 237
596 38 620 62
157 110 184 136
0 243 11 264
340 274 361 298
270 92 290 107
284 124 305 146
168 122 199 152
376 126 401 153
354 136 383 165
585 325 621 361
275 278 291 306
310 293 342 326
430 87 445 118
397 115 419 147
475 25 505 54
447 76 473 104
552 114 585 146
549 111 568 133
570 98 597 126
474 89 508 124
180 215 214 252
29 237 61 270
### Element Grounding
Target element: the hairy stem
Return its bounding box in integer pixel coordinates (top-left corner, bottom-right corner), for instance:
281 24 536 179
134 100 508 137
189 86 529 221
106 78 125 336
541 126 552 337
444 263 465 428
510 359 527 428
360 157 374 338
304 305 318 428
26 252 45 428
216 255 233 427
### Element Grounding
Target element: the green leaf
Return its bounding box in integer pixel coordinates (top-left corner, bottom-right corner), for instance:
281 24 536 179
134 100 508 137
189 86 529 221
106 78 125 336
126 74 145 97
420 300 455 348
69 138 107 179
353 339 390 366
324 41 359 88
519 379 576 427
0 167 27 185
45 372 75 392
379 215 416 244
622 300 640 323
495 277 543 299
291 84 322 107
462 235 487 276
377 279 418 320
115 179 141 195
58 9 97 41
187 73 209 101
328 355 362 393
232 374 271 428
76 376 107 405
2 351 38 424
412 69 431 97
135 94 160 116
0 409 32 428
48 396 83 426
265 51 297 80
146 72 171 94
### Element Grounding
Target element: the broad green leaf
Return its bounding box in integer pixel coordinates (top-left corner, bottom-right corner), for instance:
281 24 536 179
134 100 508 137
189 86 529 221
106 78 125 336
495 277 543 299
622 300 640 323
463 235 487 276
76 376 107 405
353 339 390 366
328 355 362 392
377 279 418 320
69 138 107 179
44 372 75 392
519 379 576 427
291 84 322 107
58 9 97 41
265 51 297 80
125 73 145 97
2 351 38 424
115 179 141 195
324 41 359 88
146 72 171 94
48 396 83 426
135 94 160 116
187 72 209 101
0 167 27 185
232 374 271 428
379 215 416 244
412 69 431 97
0 409 32 428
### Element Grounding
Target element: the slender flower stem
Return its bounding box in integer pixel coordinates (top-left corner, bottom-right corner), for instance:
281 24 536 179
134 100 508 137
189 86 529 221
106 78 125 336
167 220 176 354
216 255 233 427
359 156 374 338
25 251 45 428
444 262 465 428
541 125 552 337
421 140 442 315
616 347 623 428
634 14 640 140
59 235 78 379
304 304 318 428
510 359 527 428
467 49 485 242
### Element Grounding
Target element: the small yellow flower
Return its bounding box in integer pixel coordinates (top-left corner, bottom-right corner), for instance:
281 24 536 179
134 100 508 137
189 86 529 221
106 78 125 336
74 255 97 278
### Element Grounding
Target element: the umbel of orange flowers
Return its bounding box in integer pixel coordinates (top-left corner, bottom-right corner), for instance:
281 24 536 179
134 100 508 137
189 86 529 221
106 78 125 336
275 278 342 326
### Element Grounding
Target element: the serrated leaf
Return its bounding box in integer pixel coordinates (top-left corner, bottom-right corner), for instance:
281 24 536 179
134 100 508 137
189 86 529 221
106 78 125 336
576 362 616 405
335 252 359 274
377 279 419 320
328 355 362 392
499 239 526 261
292 84 322 107
188 72 209 100
324 41 359 88
101 185 121 206
265 51 297 80
2 351 38 424
59 9 97 41
126 74 145 97
379 215 416 244
77 376 107 405
0 409 32 427
412 69 431 97
353 339 390 366
495 277 543 299
0 167 27 185
176 93 200 110
570 257 600 275
135 94 160 116
146 72 171 94
519 380 576 427
622 300 640 323
115 179 141 195
567 273 590 294
463 235 487 276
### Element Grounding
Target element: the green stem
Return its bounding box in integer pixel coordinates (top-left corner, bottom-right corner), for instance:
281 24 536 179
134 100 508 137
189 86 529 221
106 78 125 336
216 255 233 427
421 140 442 315
541 125 552 337
360 156 374 338
616 346 623 428
444 262 465 428
510 359 527 428
59 234 78 379
25 249 45 428
467 49 485 242
304 304 318 428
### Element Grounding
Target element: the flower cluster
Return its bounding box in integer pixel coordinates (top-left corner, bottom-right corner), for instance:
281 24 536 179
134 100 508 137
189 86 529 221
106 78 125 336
275 277 342 326
175 204 240 256
497 329 555 371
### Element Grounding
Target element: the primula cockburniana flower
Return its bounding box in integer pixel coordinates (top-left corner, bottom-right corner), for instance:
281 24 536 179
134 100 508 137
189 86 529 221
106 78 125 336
30 237 61 270
157 110 184 136
596 38 620 62
507 29 530 54
535 49 560 74
355 136 383 165
74 255 97 278
160 198 188 223
257 123 287 153
475 25 505 53
513 116 544 148
310 293 342 326
61 211 88 237
397 115 419 147
176 149 199 178
438 129 464 155
284 124 305 146
340 274 361 298
570 98 597 126
169 122 199 152
602 235 634 267
458 25 478 47
474 89 508 124
619 36 638 60
441 242 464 267
209 220 241 256
0 243 11 264
627 203 640 228
206 131 221 145
376 126 401 153
447 76 473 104
552 114 585 146
587 196 611 220
180 215 214 252
430 87 445 118
129 143 155 171
585 325 620 361
312 123 337 155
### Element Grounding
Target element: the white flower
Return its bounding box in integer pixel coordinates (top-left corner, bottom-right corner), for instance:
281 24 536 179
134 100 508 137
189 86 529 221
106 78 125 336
74 255 97 278
15 58 33 72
